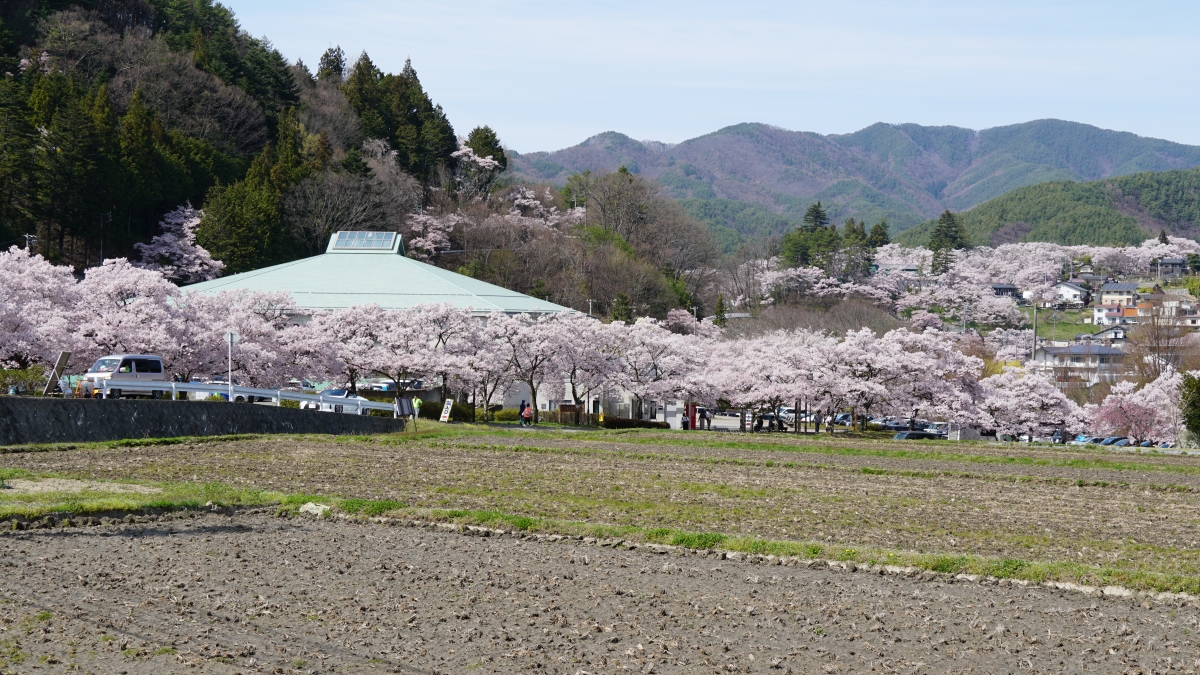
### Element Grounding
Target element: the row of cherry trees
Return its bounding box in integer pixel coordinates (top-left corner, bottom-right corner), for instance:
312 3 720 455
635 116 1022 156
1 242 1184 440
726 237 1200 330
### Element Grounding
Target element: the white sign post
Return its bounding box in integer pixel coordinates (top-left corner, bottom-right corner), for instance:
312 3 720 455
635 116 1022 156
439 399 454 423
223 331 239 402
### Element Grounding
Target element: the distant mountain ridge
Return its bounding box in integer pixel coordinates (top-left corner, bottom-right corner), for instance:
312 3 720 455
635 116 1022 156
508 120 1200 251
895 167 1200 248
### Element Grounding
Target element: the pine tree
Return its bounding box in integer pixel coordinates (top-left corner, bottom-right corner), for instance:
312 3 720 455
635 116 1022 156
714 293 727 327
465 125 507 171
1160 228 1170 245
867 219 890 248
316 46 345 81
0 78 34 242
801 201 829 232
929 210 969 274
611 293 633 323
842 218 867 248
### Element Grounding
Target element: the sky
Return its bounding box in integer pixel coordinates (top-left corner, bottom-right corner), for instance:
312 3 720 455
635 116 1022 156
235 0 1200 153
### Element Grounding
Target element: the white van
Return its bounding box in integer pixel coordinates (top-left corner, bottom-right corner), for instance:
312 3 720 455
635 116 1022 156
83 355 168 398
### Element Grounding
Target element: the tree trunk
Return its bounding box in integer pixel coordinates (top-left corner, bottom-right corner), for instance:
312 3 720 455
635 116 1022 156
527 379 539 423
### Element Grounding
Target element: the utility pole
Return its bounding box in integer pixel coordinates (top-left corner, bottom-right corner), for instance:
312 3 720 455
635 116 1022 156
587 299 594 316
98 212 111 261
22 234 36 251
1031 304 1038 363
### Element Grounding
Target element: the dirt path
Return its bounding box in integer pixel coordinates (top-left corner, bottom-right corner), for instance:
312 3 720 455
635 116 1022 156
1 511 1197 674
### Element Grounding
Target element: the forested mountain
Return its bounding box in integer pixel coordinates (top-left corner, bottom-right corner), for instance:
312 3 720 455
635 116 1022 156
895 167 1200 247
509 121 1200 251
0 0 465 272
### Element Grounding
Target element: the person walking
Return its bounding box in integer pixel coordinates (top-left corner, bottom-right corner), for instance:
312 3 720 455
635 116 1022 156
518 400 527 427
521 405 533 427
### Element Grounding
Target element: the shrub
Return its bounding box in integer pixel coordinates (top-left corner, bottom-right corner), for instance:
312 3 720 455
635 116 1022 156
601 417 670 430
204 394 226 402
492 408 520 421
417 400 475 421
279 399 300 409
0 367 47 395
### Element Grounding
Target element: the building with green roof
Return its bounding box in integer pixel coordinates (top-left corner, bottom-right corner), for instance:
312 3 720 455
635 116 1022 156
183 231 572 316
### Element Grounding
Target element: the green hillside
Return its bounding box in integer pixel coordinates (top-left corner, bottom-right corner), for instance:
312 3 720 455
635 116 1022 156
895 167 1200 247
511 120 1200 245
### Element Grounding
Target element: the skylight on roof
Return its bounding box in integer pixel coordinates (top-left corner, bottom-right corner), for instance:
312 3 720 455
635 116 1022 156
331 231 396 250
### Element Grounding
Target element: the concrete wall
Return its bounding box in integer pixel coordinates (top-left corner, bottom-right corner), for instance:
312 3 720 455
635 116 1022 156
0 397 406 446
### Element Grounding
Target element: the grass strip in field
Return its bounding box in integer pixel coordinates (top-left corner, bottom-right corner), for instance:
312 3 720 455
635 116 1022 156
3 470 1199 596
549 431 1200 477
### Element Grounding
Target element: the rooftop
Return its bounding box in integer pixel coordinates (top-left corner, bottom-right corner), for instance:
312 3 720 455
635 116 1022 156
1040 344 1124 356
1100 283 1139 292
183 231 574 316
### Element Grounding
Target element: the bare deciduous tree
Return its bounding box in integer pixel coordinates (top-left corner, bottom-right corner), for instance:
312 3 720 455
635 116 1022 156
283 171 388 256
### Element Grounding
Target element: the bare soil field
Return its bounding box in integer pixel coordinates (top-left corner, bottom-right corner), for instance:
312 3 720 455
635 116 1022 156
2 510 1198 675
4 429 1200 590
3 427 1200 673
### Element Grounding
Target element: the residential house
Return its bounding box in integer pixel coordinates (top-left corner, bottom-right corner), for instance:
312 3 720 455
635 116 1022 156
1099 283 1139 307
1093 304 1124 326
1077 325 1128 347
1157 257 1187 278
991 283 1019 298
1030 344 1126 386
1052 281 1090 306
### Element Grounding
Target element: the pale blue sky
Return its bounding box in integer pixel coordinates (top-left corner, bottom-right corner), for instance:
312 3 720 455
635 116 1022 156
234 0 1200 153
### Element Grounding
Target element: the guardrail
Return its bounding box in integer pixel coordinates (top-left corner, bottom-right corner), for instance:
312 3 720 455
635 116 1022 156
85 380 403 416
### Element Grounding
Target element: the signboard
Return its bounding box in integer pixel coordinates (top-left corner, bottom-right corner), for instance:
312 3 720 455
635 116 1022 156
42 351 71 396
439 399 454 422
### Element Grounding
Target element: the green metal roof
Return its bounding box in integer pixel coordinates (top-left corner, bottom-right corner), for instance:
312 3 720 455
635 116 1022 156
182 232 572 315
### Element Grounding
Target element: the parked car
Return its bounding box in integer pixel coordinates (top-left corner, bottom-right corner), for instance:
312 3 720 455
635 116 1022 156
894 431 943 441
1098 436 1125 446
1112 438 1133 447
1068 435 1095 445
300 389 372 415
83 354 167 398
1139 440 1154 448
834 413 853 426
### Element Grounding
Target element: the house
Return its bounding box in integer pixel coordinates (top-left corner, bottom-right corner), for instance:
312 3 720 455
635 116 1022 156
1093 304 1123 326
1052 281 1090 306
1099 283 1139 307
1077 325 1128 347
1074 263 1096 276
1030 344 1126 386
991 283 1019 298
1157 257 1187 278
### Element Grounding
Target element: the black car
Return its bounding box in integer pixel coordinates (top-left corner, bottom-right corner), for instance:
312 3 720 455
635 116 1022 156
894 431 943 441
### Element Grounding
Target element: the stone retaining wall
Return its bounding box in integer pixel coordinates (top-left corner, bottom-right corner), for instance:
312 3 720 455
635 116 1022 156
0 397 406 446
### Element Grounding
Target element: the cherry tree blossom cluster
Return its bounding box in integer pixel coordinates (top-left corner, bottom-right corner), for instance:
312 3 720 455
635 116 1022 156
1 244 1187 440
132 205 224 283
721 235 1198 332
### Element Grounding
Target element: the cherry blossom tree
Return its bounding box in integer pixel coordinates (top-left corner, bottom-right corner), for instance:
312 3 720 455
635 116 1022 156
0 246 80 369
74 259 182 367
371 304 477 398
450 312 512 422
977 368 1084 439
1089 370 1182 443
133 204 224 284
491 312 565 423
609 318 695 419
547 312 615 424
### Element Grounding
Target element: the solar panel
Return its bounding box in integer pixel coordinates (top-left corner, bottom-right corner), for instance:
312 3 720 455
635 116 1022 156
331 231 396 250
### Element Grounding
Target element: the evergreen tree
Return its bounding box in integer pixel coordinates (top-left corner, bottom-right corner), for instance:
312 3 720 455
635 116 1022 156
801 201 829 232
611 293 633 323
867 219 890 247
781 213 841 268
196 147 291 274
316 46 345 81
929 210 969 274
465 125 507 172
842 217 867 248
0 78 34 242
714 293 727 327
1160 228 1170 245
1182 374 1200 441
